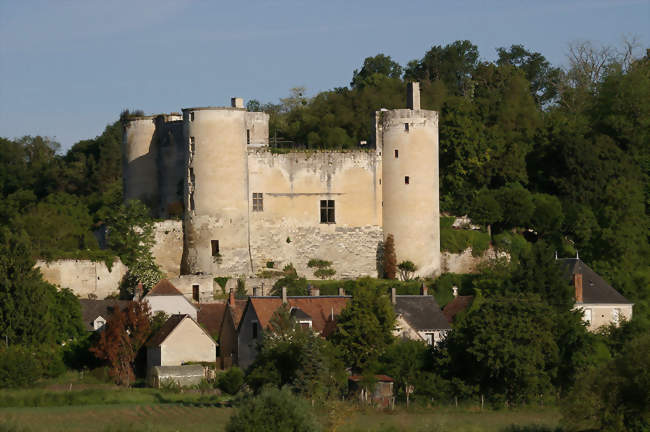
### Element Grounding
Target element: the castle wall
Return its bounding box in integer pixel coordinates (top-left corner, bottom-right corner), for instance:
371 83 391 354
247 150 383 278
35 258 127 299
156 114 185 218
152 220 184 277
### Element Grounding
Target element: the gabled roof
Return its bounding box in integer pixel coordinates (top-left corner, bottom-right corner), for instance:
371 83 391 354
443 295 474 324
558 258 632 304
243 296 350 337
394 295 451 331
226 299 248 328
79 299 130 331
197 303 226 337
146 279 183 296
146 314 215 348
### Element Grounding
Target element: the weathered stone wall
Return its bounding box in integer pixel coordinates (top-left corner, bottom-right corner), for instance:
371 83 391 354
36 258 127 299
168 274 215 302
441 247 509 274
152 220 183 277
247 150 383 279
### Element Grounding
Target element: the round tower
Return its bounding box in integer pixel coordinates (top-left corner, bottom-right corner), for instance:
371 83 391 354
122 116 159 206
180 104 251 276
379 83 441 276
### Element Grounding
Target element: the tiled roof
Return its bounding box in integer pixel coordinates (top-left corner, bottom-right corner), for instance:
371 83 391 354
227 299 248 328
146 279 183 296
146 314 187 347
558 258 632 304
197 303 226 337
246 296 350 337
79 299 130 331
443 295 474 324
395 295 451 331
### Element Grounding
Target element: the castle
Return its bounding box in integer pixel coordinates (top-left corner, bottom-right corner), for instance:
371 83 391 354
122 83 440 279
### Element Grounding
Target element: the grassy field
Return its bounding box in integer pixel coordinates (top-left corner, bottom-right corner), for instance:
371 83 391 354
0 403 560 432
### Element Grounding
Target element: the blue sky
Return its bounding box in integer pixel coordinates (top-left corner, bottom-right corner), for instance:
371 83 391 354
1 0 648 151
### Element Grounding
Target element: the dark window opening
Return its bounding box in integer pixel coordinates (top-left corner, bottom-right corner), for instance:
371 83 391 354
190 136 195 153
394 149 399 158
405 176 410 184
211 240 220 256
404 123 409 132
252 322 258 339
252 193 263 211
320 200 335 224
190 112 194 121
246 129 251 145
192 285 199 302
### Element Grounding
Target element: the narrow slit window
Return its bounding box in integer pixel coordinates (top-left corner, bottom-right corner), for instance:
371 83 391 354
190 112 195 122
252 322 258 339
252 193 263 211
190 136 195 154
404 123 409 132
246 129 251 145
394 149 399 158
405 176 410 184
320 200 335 224
192 285 199 302
211 240 220 256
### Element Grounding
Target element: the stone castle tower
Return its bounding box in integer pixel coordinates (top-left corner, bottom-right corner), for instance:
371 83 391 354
123 84 440 279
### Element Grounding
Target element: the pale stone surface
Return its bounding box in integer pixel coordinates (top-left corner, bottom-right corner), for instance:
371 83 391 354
144 295 197 320
147 317 216 369
35 258 127 299
441 247 510 274
151 220 183 277
575 304 634 331
168 274 215 302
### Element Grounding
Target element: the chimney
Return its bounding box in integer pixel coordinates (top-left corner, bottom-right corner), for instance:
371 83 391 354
452 286 458 298
135 282 144 301
338 287 345 296
309 285 320 297
391 287 397 305
231 97 244 108
574 273 583 303
229 289 235 306
253 286 260 297
407 82 420 110
282 286 288 304
420 283 428 296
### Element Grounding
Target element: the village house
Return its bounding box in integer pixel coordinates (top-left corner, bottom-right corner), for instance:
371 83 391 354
237 287 350 369
391 285 451 345
197 302 226 341
558 257 634 331
218 290 248 369
143 279 198 320
79 299 130 331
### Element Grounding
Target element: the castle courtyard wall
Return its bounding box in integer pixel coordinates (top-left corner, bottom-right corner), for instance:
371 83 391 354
35 258 127 299
152 220 184 278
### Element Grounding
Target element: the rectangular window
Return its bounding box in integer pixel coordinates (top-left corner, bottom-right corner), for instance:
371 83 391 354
211 240 220 256
405 176 410 184
252 193 263 211
320 200 335 224
246 129 251 145
190 112 194 122
190 136 195 153
613 308 620 325
192 285 199 302
394 149 399 158
252 322 258 339
584 308 592 324
404 123 409 132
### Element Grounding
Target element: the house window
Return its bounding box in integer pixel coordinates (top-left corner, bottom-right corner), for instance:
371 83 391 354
394 149 399 158
246 129 251 145
425 333 433 345
404 123 409 132
252 193 263 211
190 136 195 153
192 285 199 302
252 322 258 339
584 308 592 324
405 176 410 184
613 308 621 325
320 200 335 224
190 112 194 122
211 240 220 256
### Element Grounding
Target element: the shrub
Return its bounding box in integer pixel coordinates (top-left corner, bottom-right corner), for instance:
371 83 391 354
382 234 397 279
218 367 244 395
226 387 320 432
307 259 336 280
0 346 41 388
440 225 490 256
397 260 417 281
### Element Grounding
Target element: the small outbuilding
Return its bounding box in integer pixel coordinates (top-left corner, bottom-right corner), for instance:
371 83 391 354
146 364 206 388
348 375 395 408
146 314 216 370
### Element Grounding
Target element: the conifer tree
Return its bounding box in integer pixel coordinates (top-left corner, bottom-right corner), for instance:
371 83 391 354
383 234 397 279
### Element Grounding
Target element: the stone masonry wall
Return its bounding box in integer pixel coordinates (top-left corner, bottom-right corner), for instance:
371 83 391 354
441 246 509 274
36 258 127 299
152 220 183 277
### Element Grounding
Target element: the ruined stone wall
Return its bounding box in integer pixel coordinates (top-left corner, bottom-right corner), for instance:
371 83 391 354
152 220 183 277
441 247 509 274
247 150 382 279
36 258 127 299
168 274 215 303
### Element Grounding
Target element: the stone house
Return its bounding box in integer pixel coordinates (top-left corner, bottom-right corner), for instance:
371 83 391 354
237 288 350 369
79 299 130 331
146 314 216 370
218 290 247 369
143 279 198 320
391 286 451 345
558 257 634 331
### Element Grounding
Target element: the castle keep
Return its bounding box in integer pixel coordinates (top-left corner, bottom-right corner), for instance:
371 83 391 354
123 83 440 279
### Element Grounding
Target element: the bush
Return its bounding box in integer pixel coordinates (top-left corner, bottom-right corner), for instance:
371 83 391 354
440 225 490 256
218 367 244 395
0 346 41 388
226 387 320 432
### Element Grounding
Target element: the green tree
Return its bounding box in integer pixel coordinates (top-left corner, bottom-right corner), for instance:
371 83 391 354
469 189 502 238
530 193 564 238
494 185 534 229
272 264 308 296
351 54 403 89
380 339 429 406
226 387 320 432
330 282 395 370
218 366 244 395
102 199 155 268
397 260 417 281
